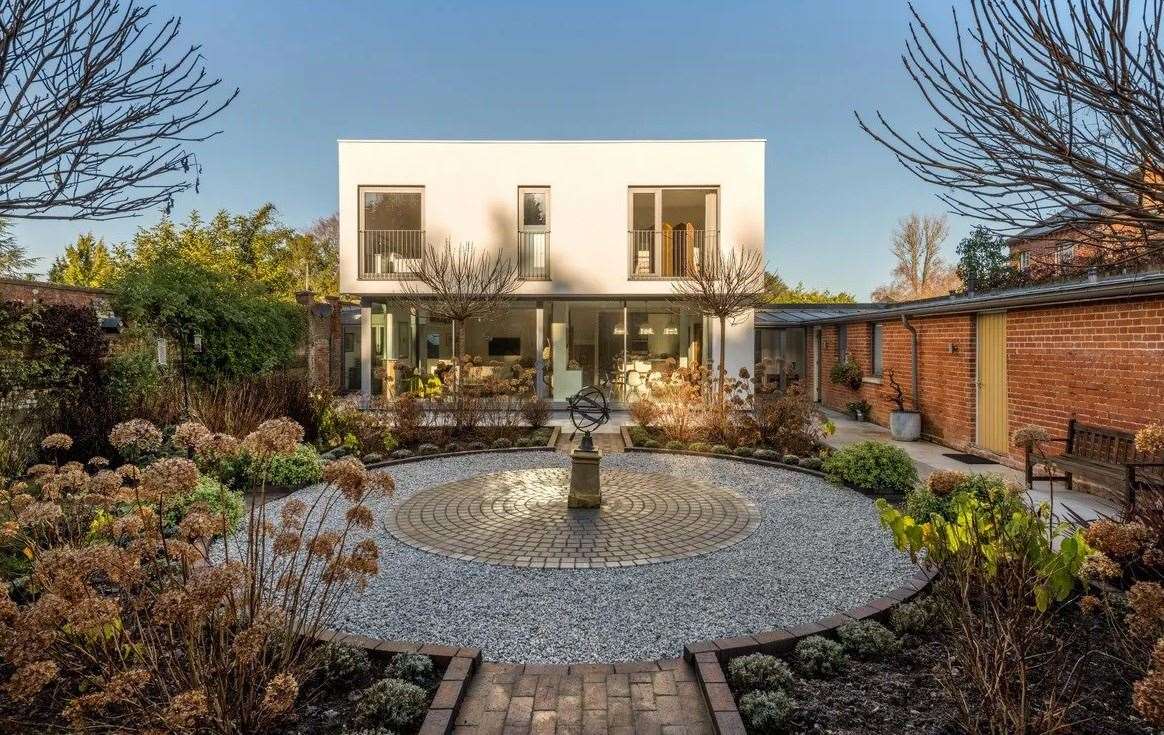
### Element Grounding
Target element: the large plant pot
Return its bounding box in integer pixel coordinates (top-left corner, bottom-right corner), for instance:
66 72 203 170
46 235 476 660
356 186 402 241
889 410 922 441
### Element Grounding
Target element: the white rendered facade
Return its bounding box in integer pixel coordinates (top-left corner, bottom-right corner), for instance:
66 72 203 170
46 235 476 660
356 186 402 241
336 139 764 404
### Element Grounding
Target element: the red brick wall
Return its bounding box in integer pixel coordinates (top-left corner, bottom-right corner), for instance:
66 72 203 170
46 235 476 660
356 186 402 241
813 295 1164 469
0 278 109 308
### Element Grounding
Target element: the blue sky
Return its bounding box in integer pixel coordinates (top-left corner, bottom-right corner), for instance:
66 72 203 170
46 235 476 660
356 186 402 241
14 0 971 300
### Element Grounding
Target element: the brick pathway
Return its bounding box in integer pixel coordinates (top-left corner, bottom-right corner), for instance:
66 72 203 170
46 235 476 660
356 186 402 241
453 658 714 735
556 431 625 454
386 468 760 568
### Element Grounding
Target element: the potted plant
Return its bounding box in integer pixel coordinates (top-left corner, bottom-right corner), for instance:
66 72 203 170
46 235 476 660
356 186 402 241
845 399 872 422
829 356 863 391
886 370 921 441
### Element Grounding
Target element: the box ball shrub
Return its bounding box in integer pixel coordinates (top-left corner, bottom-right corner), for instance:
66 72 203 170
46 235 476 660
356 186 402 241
712 444 732 455
689 442 712 454
262 443 324 487
733 446 754 457
515 437 532 447
354 677 429 731
753 448 779 461
416 443 440 455
315 642 372 687
361 452 383 465
466 441 488 451
800 456 823 471
384 652 437 690
727 653 793 693
794 635 846 678
822 441 917 494
444 442 464 453
389 448 414 459
890 596 940 636
738 689 795 734
838 620 900 659
666 440 686 451
642 439 660 448
166 476 246 535
492 437 513 449
782 454 800 465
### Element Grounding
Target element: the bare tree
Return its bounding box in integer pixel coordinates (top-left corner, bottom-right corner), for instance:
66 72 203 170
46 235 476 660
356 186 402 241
873 213 961 302
400 240 523 376
856 0 1164 269
0 0 237 220
672 245 766 404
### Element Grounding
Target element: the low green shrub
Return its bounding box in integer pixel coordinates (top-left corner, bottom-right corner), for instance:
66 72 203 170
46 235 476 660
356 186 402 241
904 485 947 521
733 446 754 457
800 456 823 471
416 443 440 455
642 439 660 449
890 596 940 636
794 635 846 678
314 642 372 686
727 653 793 693
689 442 712 454
822 441 917 494
492 437 513 449
665 440 686 451
385 652 437 690
361 452 383 465
266 444 324 487
466 441 488 451
711 444 732 455
628 426 651 446
753 448 779 461
389 448 414 459
515 437 532 448
445 442 464 453
166 476 245 534
782 454 799 465
354 678 429 730
905 473 1015 521
838 620 900 659
738 689 795 734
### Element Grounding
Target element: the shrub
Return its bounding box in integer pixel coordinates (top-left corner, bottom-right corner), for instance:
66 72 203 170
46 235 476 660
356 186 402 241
904 486 947 522
629 398 660 428
823 441 917 494
829 358 862 390
362 452 383 464
642 439 660 449
927 469 968 497
1128 581 1164 640
416 443 440 455
1085 519 1153 562
384 653 437 690
794 635 846 678
520 396 552 428
838 620 900 659
728 653 794 693
751 383 822 456
314 642 372 686
753 448 779 461
390 448 414 459
800 456 822 471
890 596 940 636
666 440 686 451
267 443 324 487
627 426 651 446
711 444 732 455
689 442 712 454
165 476 245 534
733 446 754 457
738 689 795 734
354 678 429 731
445 442 464 453
515 437 531 447
466 441 487 451
782 454 799 465
492 437 513 449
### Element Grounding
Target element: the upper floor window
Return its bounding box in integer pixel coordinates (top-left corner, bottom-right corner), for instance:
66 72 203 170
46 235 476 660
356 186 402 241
628 187 719 278
1056 243 1075 267
869 323 884 378
359 186 424 278
518 187 550 280
1018 250 1031 272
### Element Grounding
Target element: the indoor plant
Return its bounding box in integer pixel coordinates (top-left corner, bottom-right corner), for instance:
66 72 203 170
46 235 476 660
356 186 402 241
886 370 921 441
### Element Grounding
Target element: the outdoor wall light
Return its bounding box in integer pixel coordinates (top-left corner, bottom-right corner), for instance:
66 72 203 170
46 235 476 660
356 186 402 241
613 325 626 335
663 326 679 335
639 326 655 335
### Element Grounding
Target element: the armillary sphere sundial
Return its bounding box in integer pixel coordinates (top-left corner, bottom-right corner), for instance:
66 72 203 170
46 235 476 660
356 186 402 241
566 385 610 508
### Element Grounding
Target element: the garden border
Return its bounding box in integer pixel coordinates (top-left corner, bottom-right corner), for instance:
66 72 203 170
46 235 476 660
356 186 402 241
362 425 560 471
681 565 939 734
313 628 483 735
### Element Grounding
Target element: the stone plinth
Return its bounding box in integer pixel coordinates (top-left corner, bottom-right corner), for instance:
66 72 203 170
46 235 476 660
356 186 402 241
567 448 603 508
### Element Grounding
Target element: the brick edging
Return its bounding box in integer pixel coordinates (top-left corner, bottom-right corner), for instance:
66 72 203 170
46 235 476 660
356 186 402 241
313 628 482 735
682 565 939 734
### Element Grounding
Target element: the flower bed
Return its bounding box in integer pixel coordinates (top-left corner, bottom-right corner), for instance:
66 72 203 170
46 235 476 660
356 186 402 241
620 425 828 474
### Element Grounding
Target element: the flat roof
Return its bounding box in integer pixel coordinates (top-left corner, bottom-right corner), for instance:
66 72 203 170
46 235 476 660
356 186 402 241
337 138 766 144
755 303 882 327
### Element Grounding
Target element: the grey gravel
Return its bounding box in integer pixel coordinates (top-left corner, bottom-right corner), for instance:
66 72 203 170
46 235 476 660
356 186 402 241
262 451 917 663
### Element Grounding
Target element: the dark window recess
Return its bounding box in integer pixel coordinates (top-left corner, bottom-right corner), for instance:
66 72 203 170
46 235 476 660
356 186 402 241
488 337 521 357
837 325 848 360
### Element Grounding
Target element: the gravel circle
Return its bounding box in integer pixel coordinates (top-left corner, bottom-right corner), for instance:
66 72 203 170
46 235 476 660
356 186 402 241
271 451 917 663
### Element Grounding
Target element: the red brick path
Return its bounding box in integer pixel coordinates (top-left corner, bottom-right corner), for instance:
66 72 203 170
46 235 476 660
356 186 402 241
453 658 714 735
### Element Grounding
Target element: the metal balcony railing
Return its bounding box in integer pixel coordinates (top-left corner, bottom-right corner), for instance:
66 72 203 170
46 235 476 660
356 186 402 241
628 229 718 278
518 230 550 280
359 229 425 278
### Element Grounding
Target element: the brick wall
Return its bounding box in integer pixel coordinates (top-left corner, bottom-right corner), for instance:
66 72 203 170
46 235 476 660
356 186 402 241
0 278 110 308
813 295 1164 469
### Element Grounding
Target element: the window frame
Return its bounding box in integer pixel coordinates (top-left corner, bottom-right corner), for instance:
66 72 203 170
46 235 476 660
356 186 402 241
869 322 884 378
357 185 425 280
518 186 550 233
836 324 848 360
358 185 425 232
1056 243 1075 266
1018 250 1031 271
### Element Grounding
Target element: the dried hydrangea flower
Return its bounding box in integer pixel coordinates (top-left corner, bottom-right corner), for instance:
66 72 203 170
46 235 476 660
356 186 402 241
345 504 374 530
40 433 73 452
1137 423 1164 456
1133 668 1164 727
194 432 240 460
260 672 299 716
172 421 212 452
1011 425 1049 449
87 456 110 469
1079 551 1122 582
140 458 200 501
322 456 366 500
4 659 59 702
242 418 304 457
163 689 208 732
109 419 163 454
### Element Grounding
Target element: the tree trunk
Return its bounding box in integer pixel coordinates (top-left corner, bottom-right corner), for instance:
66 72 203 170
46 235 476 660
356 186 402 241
453 318 465 391
718 315 727 406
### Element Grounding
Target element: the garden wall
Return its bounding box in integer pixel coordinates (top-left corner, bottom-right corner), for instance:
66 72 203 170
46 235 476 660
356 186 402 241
811 294 1164 469
0 277 110 308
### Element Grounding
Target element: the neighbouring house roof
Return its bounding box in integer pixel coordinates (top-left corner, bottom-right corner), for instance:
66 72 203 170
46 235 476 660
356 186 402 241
754 303 883 327
757 270 1164 327
1006 195 1135 245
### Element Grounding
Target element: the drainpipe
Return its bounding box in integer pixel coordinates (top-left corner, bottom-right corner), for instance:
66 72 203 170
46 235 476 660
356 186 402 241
901 315 919 411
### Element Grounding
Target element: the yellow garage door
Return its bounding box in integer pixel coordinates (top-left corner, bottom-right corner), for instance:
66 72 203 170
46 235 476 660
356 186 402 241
976 312 1008 454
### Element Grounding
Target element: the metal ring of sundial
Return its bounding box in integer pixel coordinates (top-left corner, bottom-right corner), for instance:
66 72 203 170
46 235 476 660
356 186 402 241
568 386 610 449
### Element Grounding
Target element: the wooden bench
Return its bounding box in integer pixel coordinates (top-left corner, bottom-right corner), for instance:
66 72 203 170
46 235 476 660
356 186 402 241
1025 419 1164 507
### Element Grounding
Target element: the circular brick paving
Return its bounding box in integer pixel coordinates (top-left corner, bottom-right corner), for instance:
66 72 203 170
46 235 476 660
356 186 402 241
385 468 761 568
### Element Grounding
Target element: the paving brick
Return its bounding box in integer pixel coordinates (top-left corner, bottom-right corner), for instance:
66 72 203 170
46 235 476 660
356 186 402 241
630 682 657 711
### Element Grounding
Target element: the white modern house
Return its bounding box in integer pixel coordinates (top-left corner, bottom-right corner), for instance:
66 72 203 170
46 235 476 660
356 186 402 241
337 139 765 405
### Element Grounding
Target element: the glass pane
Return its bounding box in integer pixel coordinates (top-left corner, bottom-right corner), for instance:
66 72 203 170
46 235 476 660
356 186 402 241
632 192 655 230
364 191 421 230
660 188 709 229
522 191 546 227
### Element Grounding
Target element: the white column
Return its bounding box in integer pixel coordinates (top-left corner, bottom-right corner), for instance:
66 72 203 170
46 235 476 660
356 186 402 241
534 302 545 397
359 304 372 407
